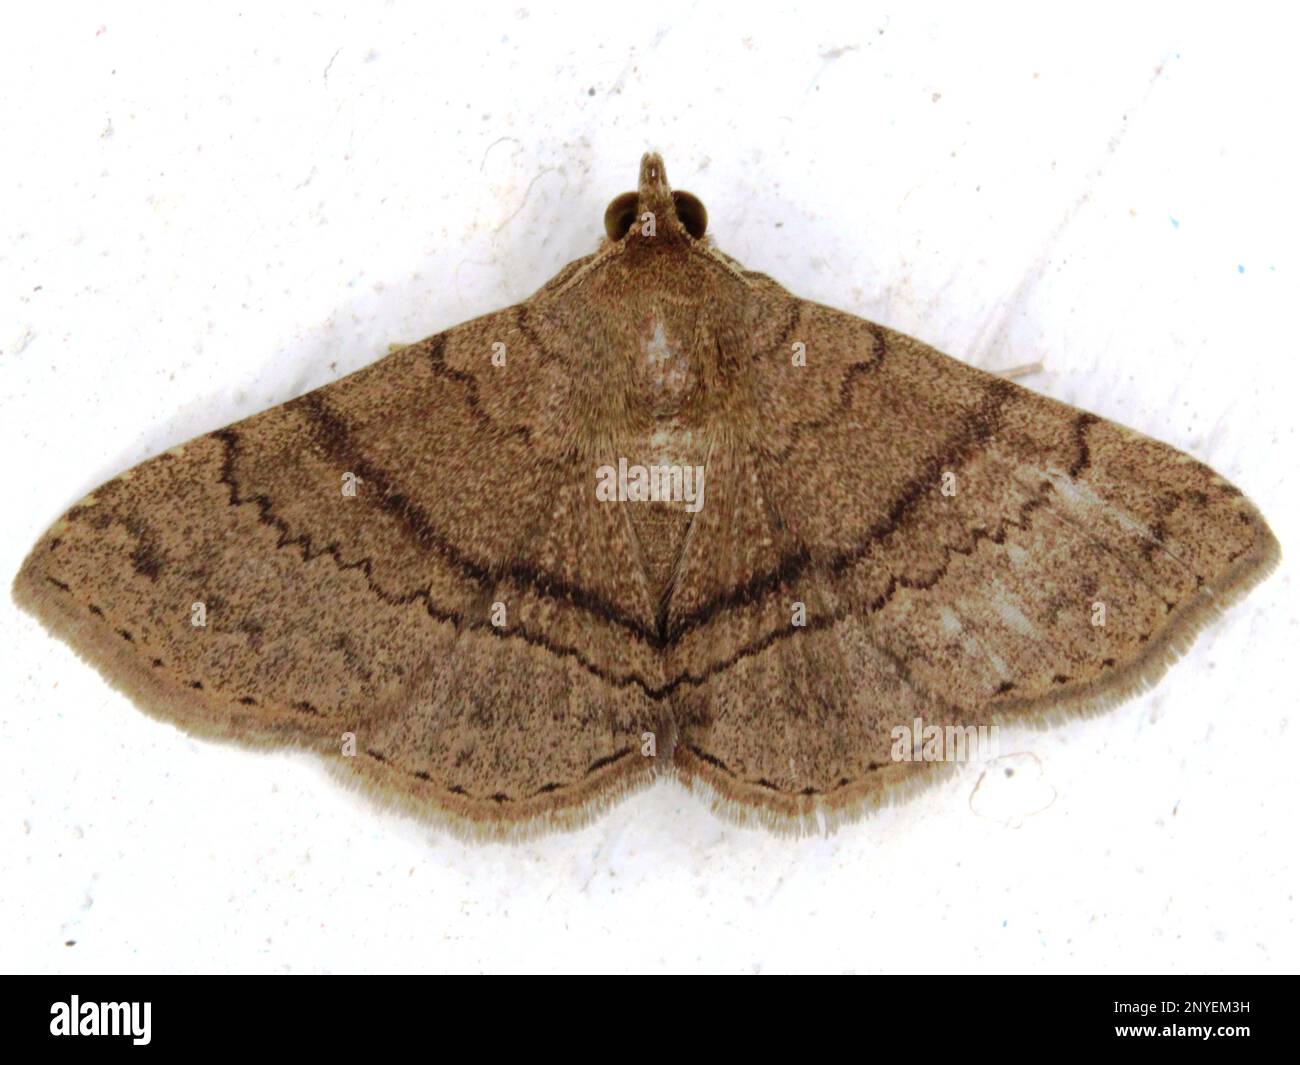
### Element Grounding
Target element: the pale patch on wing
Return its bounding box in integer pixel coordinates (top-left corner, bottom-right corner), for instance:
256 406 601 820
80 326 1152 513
1031 463 1195 572
990 592 1038 637
946 600 1011 680
937 605 964 636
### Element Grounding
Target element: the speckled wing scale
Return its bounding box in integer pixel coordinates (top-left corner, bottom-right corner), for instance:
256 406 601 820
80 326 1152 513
13 152 1279 838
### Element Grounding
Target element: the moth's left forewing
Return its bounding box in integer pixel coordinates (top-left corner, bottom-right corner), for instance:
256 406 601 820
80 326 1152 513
14 305 670 839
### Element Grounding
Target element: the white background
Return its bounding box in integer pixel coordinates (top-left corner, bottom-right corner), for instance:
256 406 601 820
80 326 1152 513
2 2 1295 975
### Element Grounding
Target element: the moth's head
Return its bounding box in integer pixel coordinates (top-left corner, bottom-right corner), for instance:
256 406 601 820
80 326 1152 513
603 152 708 245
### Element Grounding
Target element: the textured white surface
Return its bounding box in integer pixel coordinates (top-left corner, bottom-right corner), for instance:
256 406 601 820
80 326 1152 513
1 3 1295 974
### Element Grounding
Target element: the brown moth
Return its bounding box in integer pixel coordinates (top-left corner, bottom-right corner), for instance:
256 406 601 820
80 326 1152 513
13 152 1280 838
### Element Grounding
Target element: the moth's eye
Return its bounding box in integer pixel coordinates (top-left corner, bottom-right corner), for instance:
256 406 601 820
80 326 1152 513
603 191 640 240
673 190 708 239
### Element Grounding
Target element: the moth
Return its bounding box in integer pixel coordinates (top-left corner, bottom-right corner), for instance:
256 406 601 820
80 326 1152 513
14 152 1279 837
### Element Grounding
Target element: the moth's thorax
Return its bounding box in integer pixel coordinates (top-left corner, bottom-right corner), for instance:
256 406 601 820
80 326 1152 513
620 308 709 466
636 310 697 415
